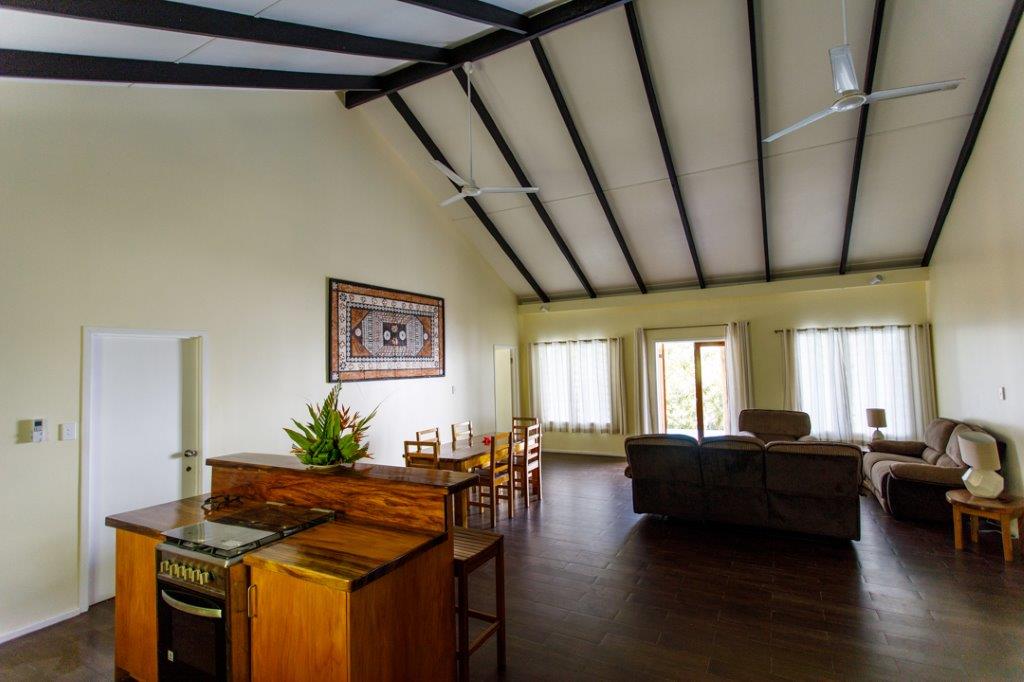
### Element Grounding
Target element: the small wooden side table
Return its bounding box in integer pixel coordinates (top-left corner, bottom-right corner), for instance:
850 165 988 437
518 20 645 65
946 489 1024 562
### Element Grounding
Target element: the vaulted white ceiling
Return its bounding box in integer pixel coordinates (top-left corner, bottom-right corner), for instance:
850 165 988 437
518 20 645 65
1 0 1014 301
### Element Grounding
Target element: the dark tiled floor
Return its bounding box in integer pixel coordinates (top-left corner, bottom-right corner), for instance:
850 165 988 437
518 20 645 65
4 453 1024 680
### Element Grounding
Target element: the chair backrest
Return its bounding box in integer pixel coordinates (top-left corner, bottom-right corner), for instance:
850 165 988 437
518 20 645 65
488 432 513 478
404 440 440 469
737 409 811 442
451 421 473 448
512 416 538 441
416 426 440 444
523 424 542 463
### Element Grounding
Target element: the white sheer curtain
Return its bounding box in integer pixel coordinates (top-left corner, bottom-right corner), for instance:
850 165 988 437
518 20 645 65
634 328 658 434
725 321 753 433
788 325 936 442
530 338 625 433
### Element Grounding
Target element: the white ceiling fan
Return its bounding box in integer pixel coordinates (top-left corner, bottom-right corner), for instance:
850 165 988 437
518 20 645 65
429 62 538 207
763 0 962 143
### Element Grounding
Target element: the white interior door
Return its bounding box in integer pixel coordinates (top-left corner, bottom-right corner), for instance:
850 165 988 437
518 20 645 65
493 346 516 432
88 333 202 605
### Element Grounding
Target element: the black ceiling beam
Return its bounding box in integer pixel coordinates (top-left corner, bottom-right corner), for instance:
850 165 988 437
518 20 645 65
625 2 706 289
346 0 630 108
746 0 771 282
922 0 1022 266
395 0 528 34
453 66 597 298
388 92 550 303
0 49 380 90
839 0 886 275
0 0 450 64
531 38 647 295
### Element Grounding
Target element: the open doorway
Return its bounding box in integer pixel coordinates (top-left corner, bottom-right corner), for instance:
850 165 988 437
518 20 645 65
655 340 728 439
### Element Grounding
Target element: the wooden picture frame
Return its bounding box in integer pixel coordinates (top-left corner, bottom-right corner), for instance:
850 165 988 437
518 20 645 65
327 278 445 382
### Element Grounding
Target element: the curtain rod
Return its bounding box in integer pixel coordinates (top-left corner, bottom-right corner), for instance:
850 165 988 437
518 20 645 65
774 324 916 333
641 323 728 332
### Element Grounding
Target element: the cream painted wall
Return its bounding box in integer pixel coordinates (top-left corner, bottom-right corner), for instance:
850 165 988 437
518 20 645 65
519 271 930 455
929 33 1024 495
0 82 517 640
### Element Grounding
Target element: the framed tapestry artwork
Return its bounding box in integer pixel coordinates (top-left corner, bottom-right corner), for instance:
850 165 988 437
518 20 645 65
327 278 445 382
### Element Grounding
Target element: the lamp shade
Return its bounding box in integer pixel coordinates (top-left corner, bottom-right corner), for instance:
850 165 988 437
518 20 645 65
958 431 1000 470
866 408 887 428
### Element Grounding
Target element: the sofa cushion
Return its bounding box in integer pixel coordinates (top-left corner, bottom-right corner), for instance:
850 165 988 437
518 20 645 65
765 441 861 498
941 423 982 467
699 436 765 488
625 435 701 483
737 409 811 440
862 451 923 487
921 419 958 463
889 462 966 486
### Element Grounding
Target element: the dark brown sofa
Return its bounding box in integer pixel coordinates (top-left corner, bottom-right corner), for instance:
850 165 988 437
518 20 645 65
864 418 1005 522
625 434 861 539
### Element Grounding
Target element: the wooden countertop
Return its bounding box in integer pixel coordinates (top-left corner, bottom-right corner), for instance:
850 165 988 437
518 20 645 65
105 493 230 539
243 519 446 592
209 453 478 494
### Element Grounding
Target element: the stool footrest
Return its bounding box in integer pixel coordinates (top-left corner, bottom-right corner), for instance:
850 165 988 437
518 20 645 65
467 608 497 622
469 622 501 655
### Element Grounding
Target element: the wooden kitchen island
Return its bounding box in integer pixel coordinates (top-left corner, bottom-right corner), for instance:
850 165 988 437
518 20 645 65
106 453 477 682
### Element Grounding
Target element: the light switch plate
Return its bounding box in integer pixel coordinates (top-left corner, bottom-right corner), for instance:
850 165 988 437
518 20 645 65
60 422 78 441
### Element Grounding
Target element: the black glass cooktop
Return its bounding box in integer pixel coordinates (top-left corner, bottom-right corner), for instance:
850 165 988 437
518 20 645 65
162 502 333 558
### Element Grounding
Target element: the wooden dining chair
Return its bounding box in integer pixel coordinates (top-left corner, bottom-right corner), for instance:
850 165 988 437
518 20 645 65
511 416 538 442
512 424 542 509
416 426 440 444
451 421 474 449
403 440 440 469
467 432 514 529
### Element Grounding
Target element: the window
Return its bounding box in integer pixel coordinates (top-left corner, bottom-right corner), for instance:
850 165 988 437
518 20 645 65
530 338 624 433
786 325 936 442
655 340 728 439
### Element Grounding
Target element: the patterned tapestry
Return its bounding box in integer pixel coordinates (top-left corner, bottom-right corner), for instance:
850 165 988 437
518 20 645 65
327 278 445 382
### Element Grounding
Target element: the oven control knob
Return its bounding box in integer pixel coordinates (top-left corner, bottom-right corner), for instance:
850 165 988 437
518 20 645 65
186 567 197 581
198 572 209 586
171 563 180 578
160 560 170 573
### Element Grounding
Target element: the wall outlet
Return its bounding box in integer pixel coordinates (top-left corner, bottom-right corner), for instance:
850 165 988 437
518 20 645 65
59 422 78 441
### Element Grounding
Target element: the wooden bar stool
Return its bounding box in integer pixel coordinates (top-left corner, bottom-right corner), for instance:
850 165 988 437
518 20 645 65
453 527 506 682
512 424 542 509
403 440 440 469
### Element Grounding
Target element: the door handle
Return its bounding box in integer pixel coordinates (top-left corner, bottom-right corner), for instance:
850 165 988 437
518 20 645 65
247 585 257 618
183 449 198 458
161 590 222 619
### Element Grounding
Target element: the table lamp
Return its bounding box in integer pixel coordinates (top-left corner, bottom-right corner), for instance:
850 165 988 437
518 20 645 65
959 431 1002 499
866 408 887 441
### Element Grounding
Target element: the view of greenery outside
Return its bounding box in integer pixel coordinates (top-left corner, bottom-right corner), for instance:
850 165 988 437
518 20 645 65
659 342 728 435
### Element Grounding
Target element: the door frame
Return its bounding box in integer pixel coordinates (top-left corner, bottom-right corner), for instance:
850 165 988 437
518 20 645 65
79 326 209 612
492 344 520 432
645 326 726 435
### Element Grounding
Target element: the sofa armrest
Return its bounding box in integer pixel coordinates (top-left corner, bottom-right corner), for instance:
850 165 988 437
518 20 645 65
868 439 927 457
624 465 632 479
889 463 965 487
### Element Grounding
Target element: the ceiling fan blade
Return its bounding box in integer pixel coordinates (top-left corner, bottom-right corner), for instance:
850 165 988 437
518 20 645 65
439 191 468 207
478 186 540 194
763 107 837 143
865 79 961 103
430 159 467 187
829 44 860 94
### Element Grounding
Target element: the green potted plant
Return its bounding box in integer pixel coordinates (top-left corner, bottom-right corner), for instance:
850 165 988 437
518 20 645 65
284 384 377 469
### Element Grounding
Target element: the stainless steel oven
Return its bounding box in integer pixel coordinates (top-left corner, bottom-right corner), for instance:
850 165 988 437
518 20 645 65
156 546 232 681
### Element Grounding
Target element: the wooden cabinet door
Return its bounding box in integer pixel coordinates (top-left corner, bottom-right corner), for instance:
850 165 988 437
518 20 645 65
248 566 349 682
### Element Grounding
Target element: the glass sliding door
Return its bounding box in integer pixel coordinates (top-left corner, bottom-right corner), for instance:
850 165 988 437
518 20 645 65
655 340 728 439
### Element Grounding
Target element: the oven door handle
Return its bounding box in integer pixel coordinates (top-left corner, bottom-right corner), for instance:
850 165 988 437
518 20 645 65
161 590 223 620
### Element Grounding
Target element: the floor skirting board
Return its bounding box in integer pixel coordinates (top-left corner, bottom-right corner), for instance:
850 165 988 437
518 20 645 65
0 607 83 645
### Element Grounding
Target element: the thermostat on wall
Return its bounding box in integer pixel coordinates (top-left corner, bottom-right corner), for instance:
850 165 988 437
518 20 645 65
31 419 46 443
